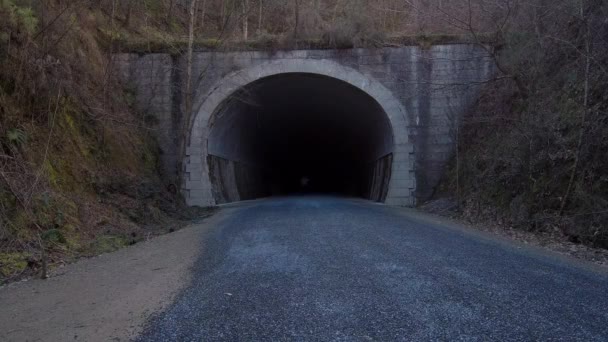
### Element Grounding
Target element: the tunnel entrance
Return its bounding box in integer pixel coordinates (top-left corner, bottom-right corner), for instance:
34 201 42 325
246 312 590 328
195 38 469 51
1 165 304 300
207 73 394 204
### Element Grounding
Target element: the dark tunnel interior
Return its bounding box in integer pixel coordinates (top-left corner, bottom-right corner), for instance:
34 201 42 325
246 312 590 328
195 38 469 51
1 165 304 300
207 73 394 203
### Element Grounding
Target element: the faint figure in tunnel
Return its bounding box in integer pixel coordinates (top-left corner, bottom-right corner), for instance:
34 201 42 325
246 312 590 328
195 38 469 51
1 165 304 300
300 176 310 192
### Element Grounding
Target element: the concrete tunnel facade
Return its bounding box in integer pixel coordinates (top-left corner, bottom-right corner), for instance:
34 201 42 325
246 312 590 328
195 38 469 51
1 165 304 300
113 45 495 208
186 59 415 206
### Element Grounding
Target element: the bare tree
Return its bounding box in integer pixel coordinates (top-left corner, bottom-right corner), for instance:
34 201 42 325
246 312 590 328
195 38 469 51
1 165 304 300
177 0 199 197
559 0 592 216
257 0 263 35
294 0 300 40
200 0 208 32
243 0 249 40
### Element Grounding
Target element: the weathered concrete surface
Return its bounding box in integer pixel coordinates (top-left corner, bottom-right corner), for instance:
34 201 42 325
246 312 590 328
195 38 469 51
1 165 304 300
113 45 494 206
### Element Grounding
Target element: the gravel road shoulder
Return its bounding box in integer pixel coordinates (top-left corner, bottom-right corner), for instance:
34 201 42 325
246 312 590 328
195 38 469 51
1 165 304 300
0 211 224 342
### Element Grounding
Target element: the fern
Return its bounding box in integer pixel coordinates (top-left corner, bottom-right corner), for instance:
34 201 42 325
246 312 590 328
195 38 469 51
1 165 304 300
15 7 37 35
6 128 27 146
1 0 38 36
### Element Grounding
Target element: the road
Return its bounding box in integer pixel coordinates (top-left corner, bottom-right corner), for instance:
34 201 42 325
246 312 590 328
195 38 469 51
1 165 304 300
138 196 608 341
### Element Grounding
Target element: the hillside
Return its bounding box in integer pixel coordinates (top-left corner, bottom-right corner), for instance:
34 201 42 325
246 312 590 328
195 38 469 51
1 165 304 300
0 1 211 284
436 1 608 250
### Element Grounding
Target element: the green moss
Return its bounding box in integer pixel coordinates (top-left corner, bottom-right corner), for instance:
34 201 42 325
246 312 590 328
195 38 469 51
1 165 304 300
63 228 82 250
9 212 32 239
1 1 38 36
0 32 9 44
0 252 29 277
63 110 76 130
46 157 83 192
90 235 129 255
61 108 93 159
98 27 124 41
142 0 166 16
0 186 17 217
141 143 158 174
124 87 137 108
168 18 182 33
29 192 80 234
39 99 102 193
45 159 59 188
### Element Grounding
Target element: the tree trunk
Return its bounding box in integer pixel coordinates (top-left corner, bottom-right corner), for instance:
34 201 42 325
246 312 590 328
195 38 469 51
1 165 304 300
220 0 226 31
177 0 198 197
294 0 300 40
413 0 421 32
533 0 546 50
243 0 249 40
200 0 207 31
257 0 263 35
125 0 134 27
559 3 591 216
167 0 175 22
186 0 197 116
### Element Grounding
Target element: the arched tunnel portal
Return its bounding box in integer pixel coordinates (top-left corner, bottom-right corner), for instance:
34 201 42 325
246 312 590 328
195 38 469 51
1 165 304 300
209 73 393 202
185 60 415 206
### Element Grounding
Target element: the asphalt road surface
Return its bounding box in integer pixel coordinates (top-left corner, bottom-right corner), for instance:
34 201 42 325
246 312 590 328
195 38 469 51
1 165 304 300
138 196 608 341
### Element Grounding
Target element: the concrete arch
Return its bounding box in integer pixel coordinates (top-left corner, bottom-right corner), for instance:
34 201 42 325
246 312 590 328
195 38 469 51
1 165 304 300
183 58 415 207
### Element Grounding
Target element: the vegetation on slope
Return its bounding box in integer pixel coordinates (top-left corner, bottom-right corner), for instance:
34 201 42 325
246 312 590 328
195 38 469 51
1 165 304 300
0 0 212 284
440 1 608 249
